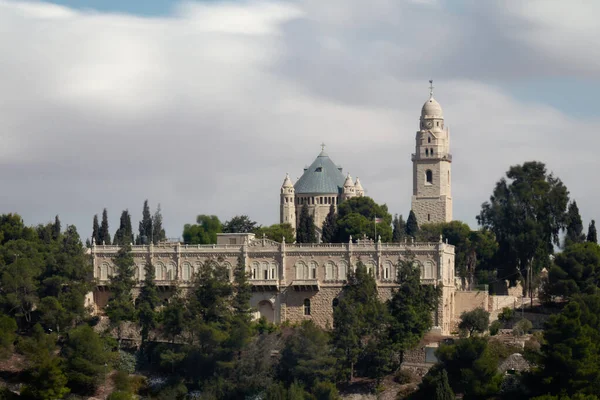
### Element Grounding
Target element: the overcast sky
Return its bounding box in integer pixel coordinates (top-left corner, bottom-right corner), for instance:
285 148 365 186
0 0 598 241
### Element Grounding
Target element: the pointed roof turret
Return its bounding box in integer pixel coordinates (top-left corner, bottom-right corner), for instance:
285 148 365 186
282 173 293 188
354 177 363 191
344 173 354 188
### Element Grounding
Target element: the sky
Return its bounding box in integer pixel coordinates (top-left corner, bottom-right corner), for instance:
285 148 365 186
0 0 599 241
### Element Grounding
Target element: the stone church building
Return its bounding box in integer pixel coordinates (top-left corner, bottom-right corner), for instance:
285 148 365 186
90 86 459 335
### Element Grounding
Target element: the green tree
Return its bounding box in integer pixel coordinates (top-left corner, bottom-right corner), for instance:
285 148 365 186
0 255 41 325
223 215 258 233
296 203 316 243
105 244 136 345
477 161 569 293
546 242 600 299
52 215 61 240
458 308 490 337
536 295 600 396
588 220 597 244
412 368 455 400
161 295 186 343
152 204 166 244
62 325 112 395
392 214 406 242
92 214 101 245
19 324 70 400
99 208 111 245
253 223 295 243
435 337 502 399
332 261 388 381
137 262 159 346
138 199 153 245
113 210 134 245
278 321 336 388
565 201 586 247
406 210 419 238
227 255 253 357
335 196 392 242
388 254 441 362
0 314 17 359
182 214 222 244
321 204 337 243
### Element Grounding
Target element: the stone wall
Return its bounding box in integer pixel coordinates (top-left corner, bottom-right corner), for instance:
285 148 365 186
454 290 488 318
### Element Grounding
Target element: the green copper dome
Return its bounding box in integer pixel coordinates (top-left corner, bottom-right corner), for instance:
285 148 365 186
294 150 345 194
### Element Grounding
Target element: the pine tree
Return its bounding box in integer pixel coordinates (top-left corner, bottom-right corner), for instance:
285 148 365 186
52 215 61 240
388 253 441 362
321 203 337 243
228 255 253 353
137 262 159 347
113 210 134 245
406 210 419 238
152 204 166 244
138 199 153 245
99 208 111 245
296 203 316 243
105 244 136 346
588 220 598 243
392 214 406 242
332 261 388 381
92 214 101 245
565 201 585 246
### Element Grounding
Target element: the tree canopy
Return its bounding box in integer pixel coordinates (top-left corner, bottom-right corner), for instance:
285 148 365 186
477 161 570 289
335 196 392 242
223 215 259 233
182 215 222 244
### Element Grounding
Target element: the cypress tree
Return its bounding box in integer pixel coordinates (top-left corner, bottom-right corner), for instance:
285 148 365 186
152 204 166 244
105 244 136 347
52 215 61 240
392 214 406 242
229 255 253 352
406 210 419 238
113 210 134 245
138 199 153 245
137 262 159 347
321 203 337 243
92 214 101 245
99 208 110 245
588 220 598 243
296 203 316 243
435 369 455 400
565 201 585 246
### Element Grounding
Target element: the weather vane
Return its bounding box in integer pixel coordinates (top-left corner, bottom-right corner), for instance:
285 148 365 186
429 79 434 97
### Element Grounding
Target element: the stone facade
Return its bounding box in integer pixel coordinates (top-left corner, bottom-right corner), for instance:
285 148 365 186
411 84 452 225
91 233 457 335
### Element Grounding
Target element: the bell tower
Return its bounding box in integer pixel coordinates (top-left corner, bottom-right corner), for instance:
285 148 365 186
280 173 296 230
411 80 452 225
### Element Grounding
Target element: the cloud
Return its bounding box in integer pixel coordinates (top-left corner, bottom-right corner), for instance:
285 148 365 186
0 0 598 240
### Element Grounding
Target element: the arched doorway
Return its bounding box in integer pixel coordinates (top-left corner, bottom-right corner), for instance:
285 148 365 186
258 300 274 323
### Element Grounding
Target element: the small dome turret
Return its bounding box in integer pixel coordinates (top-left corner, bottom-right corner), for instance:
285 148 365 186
281 173 293 188
354 177 364 196
421 80 443 119
343 173 354 188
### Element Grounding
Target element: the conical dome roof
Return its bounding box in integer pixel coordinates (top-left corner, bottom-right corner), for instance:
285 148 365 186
344 173 354 188
354 177 363 191
421 96 443 118
281 173 293 188
294 150 346 194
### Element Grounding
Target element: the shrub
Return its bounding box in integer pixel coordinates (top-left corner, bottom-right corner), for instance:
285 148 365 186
490 320 501 336
394 369 415 385
512 319 533 337
312 380 341 400
498 307 515 322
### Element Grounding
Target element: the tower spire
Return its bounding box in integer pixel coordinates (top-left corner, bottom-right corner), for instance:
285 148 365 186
429 79 434 98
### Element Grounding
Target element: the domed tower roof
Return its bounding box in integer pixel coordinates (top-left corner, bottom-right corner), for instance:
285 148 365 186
294 145 346 194
421 80 443 119
354 177 363 191
281 173 293 188
343 173 354 188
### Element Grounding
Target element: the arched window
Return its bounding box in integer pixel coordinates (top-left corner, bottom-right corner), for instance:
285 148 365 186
430 148 434 155
270 263 277 279
295 262 307 280
304 299 311 316
428 214 431 221
166 262 176 280
426 170 433 184
310 262 318 279
182 263 191 281
424 261 435 279
262 262 269 280
428 136 431 143
325 262 334 280
338 261 348 281
425 148 429 156
365 261 376 276
252 262 259 280
155 262 165 280
100 263 109 280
